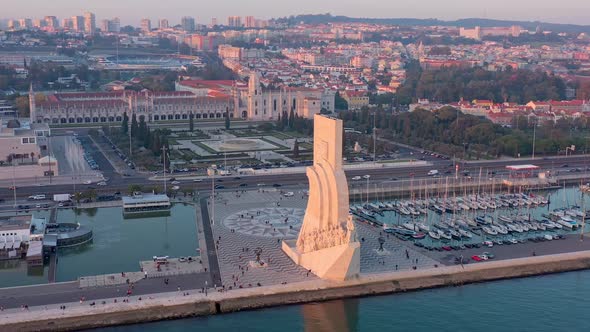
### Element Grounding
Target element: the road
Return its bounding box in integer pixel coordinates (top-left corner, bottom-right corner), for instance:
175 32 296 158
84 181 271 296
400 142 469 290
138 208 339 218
0 273 211 310
3 155 590 202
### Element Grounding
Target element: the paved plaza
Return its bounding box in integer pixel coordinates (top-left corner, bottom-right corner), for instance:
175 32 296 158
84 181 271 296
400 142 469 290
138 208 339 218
208 189 442 289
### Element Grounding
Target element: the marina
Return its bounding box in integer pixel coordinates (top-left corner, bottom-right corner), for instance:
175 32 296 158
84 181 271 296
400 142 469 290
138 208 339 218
351 184 590 259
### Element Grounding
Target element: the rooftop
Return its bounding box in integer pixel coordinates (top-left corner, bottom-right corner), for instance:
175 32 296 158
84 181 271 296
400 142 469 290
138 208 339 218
122 193 170 205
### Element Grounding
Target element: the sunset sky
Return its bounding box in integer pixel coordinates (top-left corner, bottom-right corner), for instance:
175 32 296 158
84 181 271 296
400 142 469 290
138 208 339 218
3 0 589 26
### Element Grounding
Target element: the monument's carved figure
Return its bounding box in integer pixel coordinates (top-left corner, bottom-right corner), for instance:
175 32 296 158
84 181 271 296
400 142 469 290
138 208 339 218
282 115 360 281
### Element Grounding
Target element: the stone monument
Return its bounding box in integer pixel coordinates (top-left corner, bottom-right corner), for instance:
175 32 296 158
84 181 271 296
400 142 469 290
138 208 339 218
282 114 360 281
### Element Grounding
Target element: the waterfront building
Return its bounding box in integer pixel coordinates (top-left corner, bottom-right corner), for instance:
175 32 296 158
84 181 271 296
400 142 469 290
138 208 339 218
122 193 171 214
0 216 32 245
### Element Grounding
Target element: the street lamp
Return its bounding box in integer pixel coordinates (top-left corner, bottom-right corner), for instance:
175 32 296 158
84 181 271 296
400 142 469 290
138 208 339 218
364 175 371 205
207 166 217 225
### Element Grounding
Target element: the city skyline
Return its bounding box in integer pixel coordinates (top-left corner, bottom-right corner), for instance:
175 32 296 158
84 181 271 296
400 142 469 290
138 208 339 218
2 0 590 26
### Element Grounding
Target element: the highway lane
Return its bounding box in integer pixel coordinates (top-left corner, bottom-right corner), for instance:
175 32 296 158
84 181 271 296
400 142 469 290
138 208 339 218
2 155 590 202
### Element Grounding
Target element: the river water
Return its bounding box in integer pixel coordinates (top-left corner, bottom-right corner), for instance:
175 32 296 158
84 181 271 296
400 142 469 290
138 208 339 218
94 269 590 332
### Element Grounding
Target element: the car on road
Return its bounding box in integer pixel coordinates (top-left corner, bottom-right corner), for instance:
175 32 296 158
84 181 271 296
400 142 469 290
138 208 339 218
83 180 92 185
233 177 242 180
561 164 569 168
362 175 371 179
214 185 225 189
239 183 248 187
272 183 282 187
28 194 46 200
483 241 494 247
193 179 203 182
35 204 42 209
97 181 107 186
283 192 294 197
351 176 362 181
471 255 483 262
9 186 17 190
171 186 180 191
482 252 495 259
171 181 181 185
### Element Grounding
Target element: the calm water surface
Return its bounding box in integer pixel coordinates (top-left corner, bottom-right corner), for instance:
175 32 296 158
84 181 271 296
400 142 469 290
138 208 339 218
95 270 590 332
0 203 198 287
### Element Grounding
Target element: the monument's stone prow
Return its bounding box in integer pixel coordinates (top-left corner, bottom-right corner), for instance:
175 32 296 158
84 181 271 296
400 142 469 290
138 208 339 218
282 114 361 281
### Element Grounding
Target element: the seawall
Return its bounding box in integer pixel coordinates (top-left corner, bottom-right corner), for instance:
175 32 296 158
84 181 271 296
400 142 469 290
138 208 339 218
3 250 590 331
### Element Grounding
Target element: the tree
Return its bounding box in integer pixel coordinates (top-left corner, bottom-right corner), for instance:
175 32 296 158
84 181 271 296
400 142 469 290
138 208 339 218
293 139 300 158
15 96 29 117
121 112 129 134
225 112 231 130
138 115 147 142
189 112 194 132
128 184 143 194
335 92 349 110
30 152 35 163
130 113 139 138
288 109 295 129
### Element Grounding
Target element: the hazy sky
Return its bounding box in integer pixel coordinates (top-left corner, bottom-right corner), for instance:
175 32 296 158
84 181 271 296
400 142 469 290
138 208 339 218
3 0 590 26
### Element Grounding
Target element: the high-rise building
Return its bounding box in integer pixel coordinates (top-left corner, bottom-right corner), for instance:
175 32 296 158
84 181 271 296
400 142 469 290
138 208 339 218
84 12 96 34
211 18 218 27
159 19 169 30
244 16 256 28
72 16 84 32
8 19 19 30
44 16 59 30
140 18 152 32
101 17 120 33
227 16 242 28
62 18 73 30
18 18 33 29
33 19 44 29
181 16 195 32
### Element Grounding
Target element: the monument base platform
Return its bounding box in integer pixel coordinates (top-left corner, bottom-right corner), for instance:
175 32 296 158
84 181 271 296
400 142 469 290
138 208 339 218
282 239 360 281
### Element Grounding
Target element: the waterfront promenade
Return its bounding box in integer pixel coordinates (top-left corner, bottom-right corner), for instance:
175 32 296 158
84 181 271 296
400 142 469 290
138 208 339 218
3 189 590 330
3 249 590 331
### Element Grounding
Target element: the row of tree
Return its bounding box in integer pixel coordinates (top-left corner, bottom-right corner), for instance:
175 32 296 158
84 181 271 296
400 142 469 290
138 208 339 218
338 107 590 159
275 109 314 135
394 61 567 105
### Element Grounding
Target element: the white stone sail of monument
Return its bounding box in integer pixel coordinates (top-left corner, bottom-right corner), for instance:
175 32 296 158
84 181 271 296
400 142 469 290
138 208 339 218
282 114 360 281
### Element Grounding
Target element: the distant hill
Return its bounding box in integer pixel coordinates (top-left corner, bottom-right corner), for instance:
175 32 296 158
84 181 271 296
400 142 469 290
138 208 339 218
274 14 590 34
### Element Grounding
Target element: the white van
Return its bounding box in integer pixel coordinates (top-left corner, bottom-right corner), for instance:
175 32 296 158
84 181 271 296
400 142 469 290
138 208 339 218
427 170 439 176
